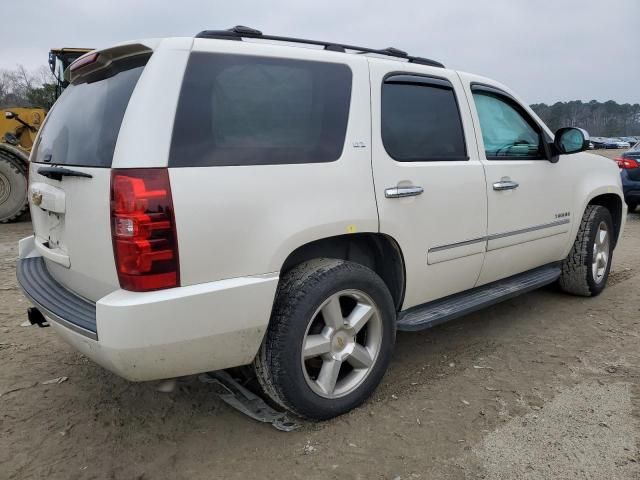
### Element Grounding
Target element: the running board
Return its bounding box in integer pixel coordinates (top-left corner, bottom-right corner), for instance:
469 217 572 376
397 264 561 332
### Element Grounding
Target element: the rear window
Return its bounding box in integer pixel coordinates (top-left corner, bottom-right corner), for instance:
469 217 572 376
33 57 147 167
169 52 352 167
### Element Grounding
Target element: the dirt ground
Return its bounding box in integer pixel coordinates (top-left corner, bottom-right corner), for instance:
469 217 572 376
1 150 639 479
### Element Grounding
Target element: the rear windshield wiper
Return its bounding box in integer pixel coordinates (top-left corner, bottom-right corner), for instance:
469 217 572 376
37 167 93 181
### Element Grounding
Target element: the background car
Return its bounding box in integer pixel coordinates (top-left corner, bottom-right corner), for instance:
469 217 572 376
615 144 640 212
620 136 639 146
613 138 631 148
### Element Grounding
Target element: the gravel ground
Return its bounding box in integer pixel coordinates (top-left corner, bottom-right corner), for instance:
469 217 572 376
0 152 638 479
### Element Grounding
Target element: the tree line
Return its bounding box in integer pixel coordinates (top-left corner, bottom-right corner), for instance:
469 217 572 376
0 65 57 110
530 100 640 137
2 64 639 137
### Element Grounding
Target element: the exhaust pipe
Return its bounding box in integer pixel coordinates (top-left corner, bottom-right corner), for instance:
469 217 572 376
27 307 49 328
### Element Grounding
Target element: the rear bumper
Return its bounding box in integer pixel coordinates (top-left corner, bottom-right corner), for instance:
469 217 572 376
623 189 640 202
16 236 279 381
17 257 98 339
621 170 640 206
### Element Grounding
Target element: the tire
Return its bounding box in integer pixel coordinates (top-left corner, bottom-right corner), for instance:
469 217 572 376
627 202 637 213
558 205 614 297
0 150 28 223
255 258 396 420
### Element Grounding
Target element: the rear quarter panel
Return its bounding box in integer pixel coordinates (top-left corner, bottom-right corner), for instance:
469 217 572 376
170 40 378 285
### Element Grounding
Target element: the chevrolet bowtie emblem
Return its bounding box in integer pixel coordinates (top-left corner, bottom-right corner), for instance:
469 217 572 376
31 192 43 206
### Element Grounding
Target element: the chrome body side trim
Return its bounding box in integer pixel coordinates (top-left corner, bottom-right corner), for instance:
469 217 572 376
487 218 571 241
428 236 486 253
428 218 571 254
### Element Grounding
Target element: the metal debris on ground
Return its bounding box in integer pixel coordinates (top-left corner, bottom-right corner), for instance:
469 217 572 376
42 376 68 385
199 371 301 432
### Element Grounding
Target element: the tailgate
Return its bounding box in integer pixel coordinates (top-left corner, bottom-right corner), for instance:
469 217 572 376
28 47 151 302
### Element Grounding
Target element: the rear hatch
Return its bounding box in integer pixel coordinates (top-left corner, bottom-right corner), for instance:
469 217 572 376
29 46 152 302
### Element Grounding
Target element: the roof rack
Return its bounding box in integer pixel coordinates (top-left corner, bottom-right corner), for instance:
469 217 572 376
195 26 445 68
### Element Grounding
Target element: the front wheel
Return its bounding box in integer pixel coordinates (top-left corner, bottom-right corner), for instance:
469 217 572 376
255 259 396 420
559 205 614 297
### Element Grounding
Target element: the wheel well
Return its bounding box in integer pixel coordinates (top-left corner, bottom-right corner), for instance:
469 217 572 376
588 194 622 246
281 233 406 310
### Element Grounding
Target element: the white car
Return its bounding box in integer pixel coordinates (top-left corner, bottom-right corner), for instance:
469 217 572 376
612 138 632 149
17 27 626 420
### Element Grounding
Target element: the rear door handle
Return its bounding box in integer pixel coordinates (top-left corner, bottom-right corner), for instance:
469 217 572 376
492 179 519 191
385 186 424 198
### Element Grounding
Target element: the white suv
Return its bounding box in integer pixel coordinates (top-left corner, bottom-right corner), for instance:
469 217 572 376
17 27 626 420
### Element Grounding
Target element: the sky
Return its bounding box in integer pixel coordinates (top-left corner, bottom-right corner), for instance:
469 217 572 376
1 0 639 105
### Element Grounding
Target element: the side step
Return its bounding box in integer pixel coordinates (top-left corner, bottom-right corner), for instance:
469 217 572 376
397 264 561 332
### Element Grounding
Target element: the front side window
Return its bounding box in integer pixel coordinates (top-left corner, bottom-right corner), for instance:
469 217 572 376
381 77 467 162
472 90 543 160
169 53 352 167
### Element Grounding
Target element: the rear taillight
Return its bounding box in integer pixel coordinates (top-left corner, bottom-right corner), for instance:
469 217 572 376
110 169 179 291
614 157 640 169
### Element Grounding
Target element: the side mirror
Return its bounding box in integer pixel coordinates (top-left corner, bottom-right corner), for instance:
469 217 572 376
4 111 16 120
554 127 590 155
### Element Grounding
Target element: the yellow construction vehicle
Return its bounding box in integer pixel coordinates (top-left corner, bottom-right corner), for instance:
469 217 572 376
0 48 92 223
0 108 46 222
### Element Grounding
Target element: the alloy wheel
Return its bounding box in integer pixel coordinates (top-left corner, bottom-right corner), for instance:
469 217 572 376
301 289 383 399
592 221 610 284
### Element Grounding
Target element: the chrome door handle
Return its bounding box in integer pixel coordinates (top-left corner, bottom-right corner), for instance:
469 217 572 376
493 179 519 191
385 186 424 198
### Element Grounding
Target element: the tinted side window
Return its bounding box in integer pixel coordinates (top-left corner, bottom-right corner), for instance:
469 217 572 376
169 53 352 167
472 91 543 160
381 77 467 162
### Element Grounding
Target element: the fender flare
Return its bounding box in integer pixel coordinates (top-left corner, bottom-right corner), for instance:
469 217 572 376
564 185 625 258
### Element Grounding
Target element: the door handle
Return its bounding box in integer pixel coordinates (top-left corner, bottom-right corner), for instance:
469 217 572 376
385 186 424 198
492 179 519 191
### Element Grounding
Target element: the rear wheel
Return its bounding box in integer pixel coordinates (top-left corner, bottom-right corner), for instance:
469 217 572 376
627 202 637 213
255 259 396 420
559 205 613 297
0 150 28 223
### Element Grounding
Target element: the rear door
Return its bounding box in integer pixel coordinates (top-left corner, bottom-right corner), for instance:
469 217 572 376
28 46 154 301
370 60 488 309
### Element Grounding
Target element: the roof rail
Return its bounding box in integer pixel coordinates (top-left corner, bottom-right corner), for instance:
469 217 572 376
195 26 445 68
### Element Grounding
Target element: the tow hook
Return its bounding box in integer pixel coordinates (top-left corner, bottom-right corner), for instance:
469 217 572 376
27 307 49 328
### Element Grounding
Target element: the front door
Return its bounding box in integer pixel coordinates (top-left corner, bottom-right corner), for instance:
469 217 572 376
370 61 488 309
460 76 575 285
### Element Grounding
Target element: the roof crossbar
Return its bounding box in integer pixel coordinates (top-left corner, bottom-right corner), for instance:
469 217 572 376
195 26 445 68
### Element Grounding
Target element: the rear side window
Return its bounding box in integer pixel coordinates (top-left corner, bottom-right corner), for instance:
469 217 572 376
169 53 352 167
381 76 467 162
33 56 147 167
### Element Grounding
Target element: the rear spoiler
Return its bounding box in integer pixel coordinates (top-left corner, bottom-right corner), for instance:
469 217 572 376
67 43 154 84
